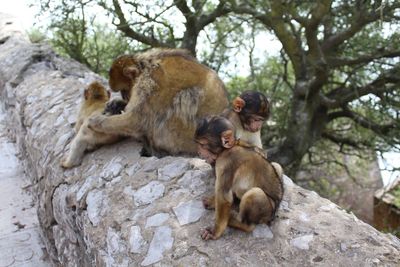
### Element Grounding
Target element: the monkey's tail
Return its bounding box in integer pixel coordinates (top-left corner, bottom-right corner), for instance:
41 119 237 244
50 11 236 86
271 162 283 178
266 161 285 221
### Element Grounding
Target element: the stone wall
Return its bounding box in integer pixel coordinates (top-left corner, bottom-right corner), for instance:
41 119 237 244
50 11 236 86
1 13 399 266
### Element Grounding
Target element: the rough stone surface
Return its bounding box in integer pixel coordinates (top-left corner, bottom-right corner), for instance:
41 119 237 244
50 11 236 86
133 181 165 207
173 200 206 226
141 226 174 266
1 12 400 267
145 213 170 228
158 160 190 181
0 99 50 266
129 226 146 254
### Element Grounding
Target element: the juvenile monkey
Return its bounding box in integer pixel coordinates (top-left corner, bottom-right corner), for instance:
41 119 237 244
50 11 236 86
223 91 270 149
195 116 283 240
88 48 229 157
61 82 122 168
103 98 127 115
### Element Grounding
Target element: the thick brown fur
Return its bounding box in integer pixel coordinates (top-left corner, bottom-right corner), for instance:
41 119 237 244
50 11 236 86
88 48 229 156
222 91 270 149
61 82 122 168
195 116 284 240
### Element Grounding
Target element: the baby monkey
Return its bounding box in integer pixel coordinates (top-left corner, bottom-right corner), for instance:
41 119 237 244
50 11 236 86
61 82 122 168
195 116 283 240
223 91 270 149
103 98 127 116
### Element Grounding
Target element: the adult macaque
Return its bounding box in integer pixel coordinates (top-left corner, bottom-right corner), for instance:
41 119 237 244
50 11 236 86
194 116 283 240
88 48 229 156
223 91 270 149
61 82 122 168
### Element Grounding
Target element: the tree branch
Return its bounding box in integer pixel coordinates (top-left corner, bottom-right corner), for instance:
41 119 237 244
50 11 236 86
305 0 332 60
327 106 395 135
328 49 400 67
322 2 400 52
111 0 170 47
174 0 192 16
198 1 231 29
230 1 304 79
325 65 400 108
321 131 361 148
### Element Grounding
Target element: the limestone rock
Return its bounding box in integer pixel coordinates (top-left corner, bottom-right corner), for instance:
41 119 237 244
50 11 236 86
173 200 205 226
141 226 174 266
1 13 399 267
252 224 274 239
133 181 165 207
290 234 314 250
145 213 170 228
129 225 146 253
158 159 190 181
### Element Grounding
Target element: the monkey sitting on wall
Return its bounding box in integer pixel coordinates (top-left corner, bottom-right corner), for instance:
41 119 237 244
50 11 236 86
223 91 270 149
194 116 284 240
61 82 123 168
88 48 229 157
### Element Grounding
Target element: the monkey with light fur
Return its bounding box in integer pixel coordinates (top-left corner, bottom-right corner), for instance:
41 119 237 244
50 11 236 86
61 82 123 168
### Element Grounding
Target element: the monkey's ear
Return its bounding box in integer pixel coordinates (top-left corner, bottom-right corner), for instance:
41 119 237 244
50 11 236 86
221 130 235 148
122 66 139 79
84 88 89 100
232 97 245 113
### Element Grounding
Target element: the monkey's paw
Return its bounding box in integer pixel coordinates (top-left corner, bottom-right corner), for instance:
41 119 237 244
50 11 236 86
88 115 107 131
60 156 80 169
200 227 217 240
60 157 73 169
202 197 215 210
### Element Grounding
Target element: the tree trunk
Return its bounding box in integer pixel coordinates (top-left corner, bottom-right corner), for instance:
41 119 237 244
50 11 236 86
181 25 198 56
268 80 328 176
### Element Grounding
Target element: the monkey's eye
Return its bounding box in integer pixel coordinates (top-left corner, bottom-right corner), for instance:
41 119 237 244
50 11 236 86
250 116 264 122
195 140 210 149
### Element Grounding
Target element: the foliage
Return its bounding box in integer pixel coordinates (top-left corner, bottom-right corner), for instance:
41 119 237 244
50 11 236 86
392 186 400 208
27 28 47 43
51 20 140 76
35 0 400 178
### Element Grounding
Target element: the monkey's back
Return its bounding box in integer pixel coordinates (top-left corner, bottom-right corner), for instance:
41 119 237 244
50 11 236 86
136 54 229 155
217 146 284 204
148 55 228 115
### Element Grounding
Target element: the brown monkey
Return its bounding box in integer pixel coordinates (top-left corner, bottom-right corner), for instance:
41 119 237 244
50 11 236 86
88 48 229 157
223 91 270 149
61 82 122 168
194 116 283 240
103 98 127 115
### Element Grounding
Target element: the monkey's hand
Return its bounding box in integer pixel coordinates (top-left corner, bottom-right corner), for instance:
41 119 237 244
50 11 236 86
60 156 77 169
87 115 107 133
202 196 215 210
60 158 72 169
201 227 217 240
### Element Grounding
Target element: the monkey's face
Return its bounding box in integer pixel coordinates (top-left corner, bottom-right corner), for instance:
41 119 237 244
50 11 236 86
194 116 236 164
196 139 218 164
108 55 139 95
233 91 270 133
241 115 264 132
84 82 110 102
109 66 132 93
